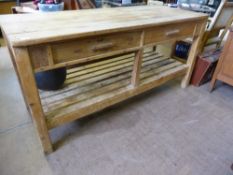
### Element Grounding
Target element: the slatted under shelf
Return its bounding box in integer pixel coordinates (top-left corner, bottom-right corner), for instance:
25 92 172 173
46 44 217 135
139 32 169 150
39 50 188 129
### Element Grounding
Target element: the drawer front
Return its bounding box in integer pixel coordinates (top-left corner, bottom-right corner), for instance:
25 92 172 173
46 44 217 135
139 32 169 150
28 45 50 69
51 31 141 64
144 22 196 45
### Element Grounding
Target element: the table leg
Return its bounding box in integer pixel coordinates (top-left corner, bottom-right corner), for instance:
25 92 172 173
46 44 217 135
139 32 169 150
181 21 207 88
2 31 31 113
12 47 53 154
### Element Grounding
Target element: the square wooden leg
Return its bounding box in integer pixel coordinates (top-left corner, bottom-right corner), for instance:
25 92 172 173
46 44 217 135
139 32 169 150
181 21 207 88
12 47 53 154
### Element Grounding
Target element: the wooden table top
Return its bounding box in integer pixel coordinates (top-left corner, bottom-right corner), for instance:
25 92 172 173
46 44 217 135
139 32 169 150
0 6 208 47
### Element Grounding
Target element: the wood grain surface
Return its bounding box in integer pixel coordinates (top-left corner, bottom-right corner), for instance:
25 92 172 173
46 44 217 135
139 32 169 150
0 6 207 46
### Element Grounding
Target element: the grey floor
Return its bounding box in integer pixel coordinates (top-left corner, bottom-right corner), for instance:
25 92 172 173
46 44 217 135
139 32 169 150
1 46 233 175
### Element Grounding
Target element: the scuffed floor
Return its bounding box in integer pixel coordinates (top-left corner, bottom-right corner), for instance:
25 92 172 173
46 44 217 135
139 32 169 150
1 47 233 175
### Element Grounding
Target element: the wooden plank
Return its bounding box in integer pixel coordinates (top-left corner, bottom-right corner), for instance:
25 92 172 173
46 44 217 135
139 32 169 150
39 52 164 99
46 62 187 129
66 51 158 77
141 61 182 80
40 56 169 109
0 6 208 46
42 73 131 110
44 79 130 113
42 57 180 116
42 55 171 101
66 51 155 74
67 56 134 78
41 57 176 112
41 58 171 113
67 53 135 74
44 58 170 102
12 47 53 154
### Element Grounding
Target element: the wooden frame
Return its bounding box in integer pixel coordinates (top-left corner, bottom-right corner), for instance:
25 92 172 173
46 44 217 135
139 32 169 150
0 6 207 154
210 27 233 91
200 0 233 51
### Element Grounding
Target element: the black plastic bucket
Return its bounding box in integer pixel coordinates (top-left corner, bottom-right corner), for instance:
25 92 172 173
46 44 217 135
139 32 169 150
35 67 67 91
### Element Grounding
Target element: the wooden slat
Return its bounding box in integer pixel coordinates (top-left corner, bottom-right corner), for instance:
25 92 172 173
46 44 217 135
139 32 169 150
38 51 187 129
44 79 129 113
46 63 187 129
40 55 169 109
39 51 163 99
43 60 181 113
66 51 158 78
65 53 164 84
67 53 135 75
41 57 175 112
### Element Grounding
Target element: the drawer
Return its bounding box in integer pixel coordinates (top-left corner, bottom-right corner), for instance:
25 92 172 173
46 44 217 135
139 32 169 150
144 21 197 45
51 31 141 64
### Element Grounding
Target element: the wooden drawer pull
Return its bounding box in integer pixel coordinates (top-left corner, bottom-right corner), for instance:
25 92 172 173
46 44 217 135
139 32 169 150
165 29 180 36
92 42 114 51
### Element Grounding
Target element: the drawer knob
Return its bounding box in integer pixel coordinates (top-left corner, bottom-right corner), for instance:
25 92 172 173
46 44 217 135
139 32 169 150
165 29 180 36
92 42 114 51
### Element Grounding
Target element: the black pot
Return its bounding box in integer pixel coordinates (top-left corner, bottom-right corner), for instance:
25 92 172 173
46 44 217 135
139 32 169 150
35 67 67 91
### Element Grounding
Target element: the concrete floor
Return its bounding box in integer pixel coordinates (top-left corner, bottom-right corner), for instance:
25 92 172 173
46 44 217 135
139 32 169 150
1 46 233 175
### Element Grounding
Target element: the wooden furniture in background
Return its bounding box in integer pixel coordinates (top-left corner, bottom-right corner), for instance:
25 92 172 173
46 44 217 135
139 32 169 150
63 0 80 9
0 0 16 14
0 6 207 154
210 27 233 91
201 0 233 51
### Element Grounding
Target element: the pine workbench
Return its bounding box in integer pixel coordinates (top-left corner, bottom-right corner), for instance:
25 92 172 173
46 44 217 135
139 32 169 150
0 6 208 154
